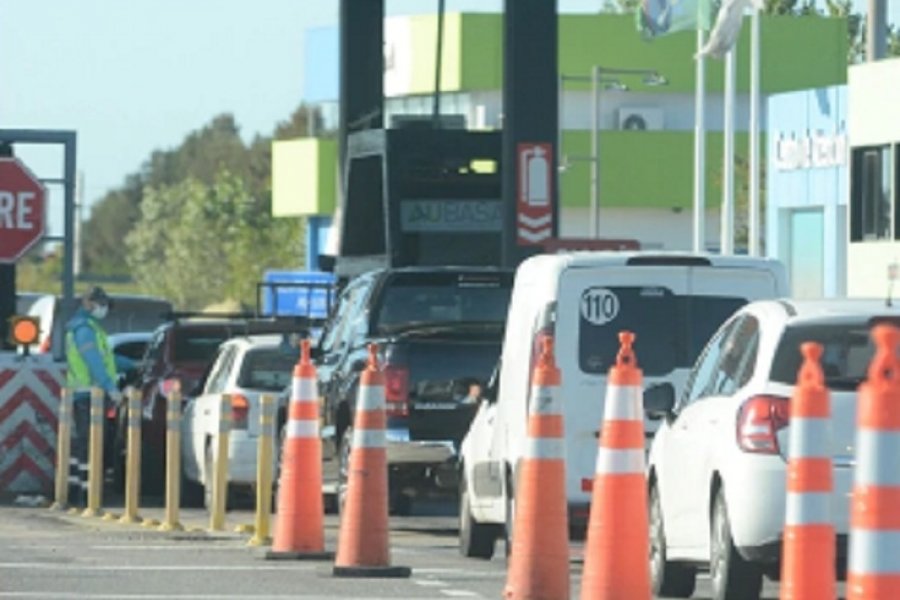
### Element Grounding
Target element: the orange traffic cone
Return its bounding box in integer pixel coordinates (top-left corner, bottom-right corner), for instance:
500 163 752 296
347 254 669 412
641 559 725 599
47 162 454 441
332 344 411 578
265 339 333 560
504 337 570 600
780 342 835 600
580 331 650 600
848 324 900 599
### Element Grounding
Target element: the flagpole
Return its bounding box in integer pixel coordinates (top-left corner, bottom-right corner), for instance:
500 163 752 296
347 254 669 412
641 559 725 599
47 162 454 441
693 25 706 253
721 45 736 255
748 9 760 256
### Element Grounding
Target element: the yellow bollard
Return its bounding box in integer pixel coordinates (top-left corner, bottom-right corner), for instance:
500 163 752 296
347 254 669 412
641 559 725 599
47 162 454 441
248 394 276 546
119 387 143 524
50 388 73 511
158 381 184 532
209 394 232 532
82 387 105 518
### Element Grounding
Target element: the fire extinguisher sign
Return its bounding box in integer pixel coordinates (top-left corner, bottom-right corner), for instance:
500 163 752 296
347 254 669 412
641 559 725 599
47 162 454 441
516 142 553 245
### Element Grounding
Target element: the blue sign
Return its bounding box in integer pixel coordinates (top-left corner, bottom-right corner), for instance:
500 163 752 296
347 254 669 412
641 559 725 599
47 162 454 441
261 271 336 318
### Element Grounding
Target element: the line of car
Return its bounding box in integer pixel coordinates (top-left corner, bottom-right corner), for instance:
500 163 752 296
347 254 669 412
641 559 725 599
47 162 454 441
21 249 885 600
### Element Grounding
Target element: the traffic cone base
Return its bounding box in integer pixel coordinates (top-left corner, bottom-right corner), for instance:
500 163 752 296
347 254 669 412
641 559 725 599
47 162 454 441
332 345 410 579
581 332 651 600
504 337 569 600
267 340 331 561
847 326 900 600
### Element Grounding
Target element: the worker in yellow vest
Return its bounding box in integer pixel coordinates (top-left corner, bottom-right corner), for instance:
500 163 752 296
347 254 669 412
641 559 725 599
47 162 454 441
65 287 130 504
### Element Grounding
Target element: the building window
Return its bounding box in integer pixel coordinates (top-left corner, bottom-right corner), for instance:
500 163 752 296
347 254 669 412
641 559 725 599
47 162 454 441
850 145 892 241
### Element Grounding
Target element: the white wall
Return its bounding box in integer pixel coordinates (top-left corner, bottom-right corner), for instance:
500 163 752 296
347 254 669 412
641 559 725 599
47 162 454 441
559 206 722 252
846 58 900 297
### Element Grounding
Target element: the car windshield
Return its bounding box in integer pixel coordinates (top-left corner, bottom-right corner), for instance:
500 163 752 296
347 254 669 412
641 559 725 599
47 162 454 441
770 321 879 387
173 330 232 362
578 287 747 376
238 347 298 391
374 272 513 334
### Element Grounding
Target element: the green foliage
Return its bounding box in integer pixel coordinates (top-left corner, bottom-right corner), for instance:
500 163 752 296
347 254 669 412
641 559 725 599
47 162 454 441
82 104 322 278
125 171 303 310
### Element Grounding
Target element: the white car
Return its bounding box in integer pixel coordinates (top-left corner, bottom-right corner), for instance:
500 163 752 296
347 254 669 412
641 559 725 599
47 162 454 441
181 335 297 507
644 299 896 600
458 252 787 559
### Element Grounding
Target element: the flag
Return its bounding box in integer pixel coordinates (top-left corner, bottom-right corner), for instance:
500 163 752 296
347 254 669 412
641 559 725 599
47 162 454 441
697 0 765 58
637 0 713 38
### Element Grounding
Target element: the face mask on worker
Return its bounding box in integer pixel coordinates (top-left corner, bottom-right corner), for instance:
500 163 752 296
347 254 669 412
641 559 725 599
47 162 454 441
91 304 109 320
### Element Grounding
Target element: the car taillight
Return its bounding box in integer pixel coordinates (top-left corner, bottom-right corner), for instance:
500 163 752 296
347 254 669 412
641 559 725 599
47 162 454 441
736 395 790 454
383 365 409 417
231 394 249 429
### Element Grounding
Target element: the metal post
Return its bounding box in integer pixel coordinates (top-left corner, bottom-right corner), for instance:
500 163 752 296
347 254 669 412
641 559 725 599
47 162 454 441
590 66 600 239
867 0 887 61
248 394 276 546
210 394 232 532
431 0 446 128
63 135 77 306
158 382 184 532
50 388 73 511
119 388 143 524
693 27 707 253
748 11 761 257
81 387 105 518
721 48 736 256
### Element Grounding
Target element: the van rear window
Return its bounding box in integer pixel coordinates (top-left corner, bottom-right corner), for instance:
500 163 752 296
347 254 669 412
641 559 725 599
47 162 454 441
578 287 746 376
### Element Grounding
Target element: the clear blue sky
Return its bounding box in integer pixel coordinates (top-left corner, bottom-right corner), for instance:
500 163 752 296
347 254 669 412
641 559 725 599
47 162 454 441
0 0 891 234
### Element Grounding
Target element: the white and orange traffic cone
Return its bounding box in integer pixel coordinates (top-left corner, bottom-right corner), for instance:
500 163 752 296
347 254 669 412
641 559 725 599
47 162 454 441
580 331 650 600
504 337 569 600
780 342 835 600
848 324 900 599
265 339 332 560
332 344 411 578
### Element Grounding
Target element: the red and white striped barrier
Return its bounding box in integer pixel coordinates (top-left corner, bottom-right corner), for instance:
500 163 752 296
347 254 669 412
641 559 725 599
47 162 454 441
0 355 65 494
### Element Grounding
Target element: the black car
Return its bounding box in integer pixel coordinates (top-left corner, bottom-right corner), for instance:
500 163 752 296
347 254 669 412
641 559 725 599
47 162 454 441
300 266 514 514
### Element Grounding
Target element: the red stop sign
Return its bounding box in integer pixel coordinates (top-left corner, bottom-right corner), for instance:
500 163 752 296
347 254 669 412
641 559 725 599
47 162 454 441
0 158 46 263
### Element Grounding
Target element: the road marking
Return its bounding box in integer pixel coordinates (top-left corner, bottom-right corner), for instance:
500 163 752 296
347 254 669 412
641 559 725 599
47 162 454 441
440 591 483 598
414 567 503 579
0 562 313 572
89 544 248 551
415 579 449 587
0 595 437 600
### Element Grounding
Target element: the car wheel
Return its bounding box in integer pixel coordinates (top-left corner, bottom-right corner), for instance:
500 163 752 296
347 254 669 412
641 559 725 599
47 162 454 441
459 471 497 559
504 476 515 559
389 492 413 516
181 470 204 508
140 439 164 496
111 430 126 495
337 426 352 515
710 488 763 600
649 483 696 598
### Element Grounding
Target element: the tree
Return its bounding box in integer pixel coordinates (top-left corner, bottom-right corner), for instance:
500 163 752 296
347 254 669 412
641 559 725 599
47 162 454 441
125 171 303 309
82 104 323 278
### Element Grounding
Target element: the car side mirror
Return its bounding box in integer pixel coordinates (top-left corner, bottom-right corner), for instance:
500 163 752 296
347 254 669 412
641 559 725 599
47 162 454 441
309 344 323 361
643 383 676 420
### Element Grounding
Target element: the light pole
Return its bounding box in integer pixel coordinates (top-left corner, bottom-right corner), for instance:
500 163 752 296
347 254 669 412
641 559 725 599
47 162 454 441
559 66 667 239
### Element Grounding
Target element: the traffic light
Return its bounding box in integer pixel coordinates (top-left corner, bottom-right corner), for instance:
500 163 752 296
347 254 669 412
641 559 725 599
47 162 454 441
8 315 40 347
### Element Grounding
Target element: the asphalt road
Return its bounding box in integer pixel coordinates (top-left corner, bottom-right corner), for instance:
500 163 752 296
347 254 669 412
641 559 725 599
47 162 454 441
0 497 830 599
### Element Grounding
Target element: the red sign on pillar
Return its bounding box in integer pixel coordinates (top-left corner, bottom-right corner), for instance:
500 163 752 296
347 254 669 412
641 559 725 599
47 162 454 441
0 158 46 263
516 142 553 245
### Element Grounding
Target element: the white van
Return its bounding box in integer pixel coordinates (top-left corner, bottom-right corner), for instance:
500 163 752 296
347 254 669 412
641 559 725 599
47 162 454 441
457 252 788 559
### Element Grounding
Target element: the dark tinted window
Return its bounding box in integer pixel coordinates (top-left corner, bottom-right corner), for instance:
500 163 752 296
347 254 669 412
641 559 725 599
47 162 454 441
771 322 875 387
174 330 231 362
238 348 297 391
578 286 747 376
374 271 513 333
113 341 148 361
